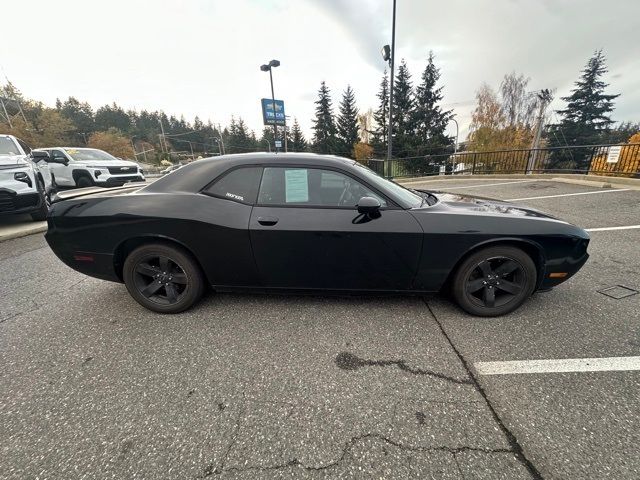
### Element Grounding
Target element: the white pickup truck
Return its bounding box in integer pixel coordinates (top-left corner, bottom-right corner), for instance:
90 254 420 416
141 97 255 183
32 147 145 188
0 134 53 221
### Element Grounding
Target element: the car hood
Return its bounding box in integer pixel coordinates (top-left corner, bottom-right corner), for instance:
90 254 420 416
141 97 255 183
429 191 562 221
0 155 29 169
73 159 139 168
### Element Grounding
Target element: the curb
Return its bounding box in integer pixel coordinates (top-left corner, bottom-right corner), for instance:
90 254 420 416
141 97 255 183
399 174 640 190
0 223 47 243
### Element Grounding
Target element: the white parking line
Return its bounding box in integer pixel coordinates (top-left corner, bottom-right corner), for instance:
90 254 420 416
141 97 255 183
505 188 631 201
439 180 539 190
586 225 640 232
475 356 640 375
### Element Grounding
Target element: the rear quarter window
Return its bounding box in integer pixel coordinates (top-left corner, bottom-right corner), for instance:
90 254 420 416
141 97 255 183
204 167 262 204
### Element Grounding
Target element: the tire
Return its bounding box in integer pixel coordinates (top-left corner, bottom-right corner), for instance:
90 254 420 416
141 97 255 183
451 246 537 317
123 243 205 313
76 175 93 188
30 178 50 221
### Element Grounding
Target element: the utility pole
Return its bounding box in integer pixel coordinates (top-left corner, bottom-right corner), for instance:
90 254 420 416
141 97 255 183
217 123 226 155
159 118 168 160
0 96 12 128
527 89 553 173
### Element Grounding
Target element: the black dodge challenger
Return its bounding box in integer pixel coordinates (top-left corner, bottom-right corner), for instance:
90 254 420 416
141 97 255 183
46 153 589 316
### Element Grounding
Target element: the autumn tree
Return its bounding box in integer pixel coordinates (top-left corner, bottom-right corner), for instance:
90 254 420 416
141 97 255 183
311 81 337 154
336 85 359 158
87 128 135 158
468 73 539 151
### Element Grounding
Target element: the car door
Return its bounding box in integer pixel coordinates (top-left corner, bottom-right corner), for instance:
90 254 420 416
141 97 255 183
48 149 73 186
249 166 423 291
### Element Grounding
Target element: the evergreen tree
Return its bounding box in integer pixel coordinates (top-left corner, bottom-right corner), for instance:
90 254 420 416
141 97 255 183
311 81 337 154
336 85 359 158
56 97 95 136
371 71 389 157
549 50 619 146
412 51 453 156
547 50 620 168
391 60 414 158
289 118 307 152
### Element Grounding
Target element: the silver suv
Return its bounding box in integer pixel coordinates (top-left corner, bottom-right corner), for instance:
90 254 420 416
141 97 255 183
0 135 53 221
32 147 145 188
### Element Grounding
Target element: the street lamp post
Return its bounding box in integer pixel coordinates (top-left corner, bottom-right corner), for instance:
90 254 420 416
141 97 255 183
450 117 459 174
260 59 281 153
381 0 397 178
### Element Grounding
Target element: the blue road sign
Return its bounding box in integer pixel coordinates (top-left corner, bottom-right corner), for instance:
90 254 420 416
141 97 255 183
261 98 286 126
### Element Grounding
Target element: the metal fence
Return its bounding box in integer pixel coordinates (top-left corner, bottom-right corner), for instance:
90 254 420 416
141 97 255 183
363 143 640 179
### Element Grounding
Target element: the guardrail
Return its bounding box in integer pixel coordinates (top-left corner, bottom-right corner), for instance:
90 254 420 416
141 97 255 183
363 143 640 179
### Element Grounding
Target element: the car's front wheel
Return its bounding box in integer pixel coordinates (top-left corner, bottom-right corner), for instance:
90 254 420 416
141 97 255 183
452 246 537 317
123 243 205 313
30 178 50 221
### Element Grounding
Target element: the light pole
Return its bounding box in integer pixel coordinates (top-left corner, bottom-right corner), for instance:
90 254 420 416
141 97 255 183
264 139 271 152
450 117 459 174
381 0 396 178
260 59 281 153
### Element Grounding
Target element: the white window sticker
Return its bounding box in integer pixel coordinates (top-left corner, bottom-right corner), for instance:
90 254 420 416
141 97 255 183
226 192 244 201
285 169 308 203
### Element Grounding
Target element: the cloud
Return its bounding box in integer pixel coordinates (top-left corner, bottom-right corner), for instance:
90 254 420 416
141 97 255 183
0 0 637 141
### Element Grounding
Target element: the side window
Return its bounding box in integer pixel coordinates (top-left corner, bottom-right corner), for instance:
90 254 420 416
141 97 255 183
257 167 387 207
17 139 31 155
51 149 67 161
205 167 262 204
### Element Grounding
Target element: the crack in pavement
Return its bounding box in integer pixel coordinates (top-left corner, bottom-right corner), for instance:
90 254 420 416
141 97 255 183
335 351 473 385
203 431 514 476
424 300 543 480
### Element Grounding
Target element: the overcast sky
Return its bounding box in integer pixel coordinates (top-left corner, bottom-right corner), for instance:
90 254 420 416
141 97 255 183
2 0 638 140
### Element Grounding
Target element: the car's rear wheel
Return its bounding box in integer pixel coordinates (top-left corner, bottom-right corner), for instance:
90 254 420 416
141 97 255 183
452 246 537 317
123 243 205 313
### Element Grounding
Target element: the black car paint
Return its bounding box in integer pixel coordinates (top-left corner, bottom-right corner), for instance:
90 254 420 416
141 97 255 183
45 153 590 293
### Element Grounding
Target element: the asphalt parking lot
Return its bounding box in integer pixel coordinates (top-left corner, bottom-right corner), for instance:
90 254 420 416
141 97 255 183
1 178 639 479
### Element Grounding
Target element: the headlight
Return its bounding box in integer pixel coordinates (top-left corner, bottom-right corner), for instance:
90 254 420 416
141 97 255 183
14 171 32 188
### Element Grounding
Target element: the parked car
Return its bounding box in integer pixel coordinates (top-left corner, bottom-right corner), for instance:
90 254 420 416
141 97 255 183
32 147 145 188
0 134 54 221
45 153 590 316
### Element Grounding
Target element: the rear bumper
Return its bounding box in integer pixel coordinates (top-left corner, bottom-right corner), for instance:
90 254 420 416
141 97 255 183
45 224 120 282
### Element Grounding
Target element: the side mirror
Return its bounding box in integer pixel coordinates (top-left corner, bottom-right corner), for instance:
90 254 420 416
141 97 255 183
49 156 68 165
357 196 381 216
31 150 50 162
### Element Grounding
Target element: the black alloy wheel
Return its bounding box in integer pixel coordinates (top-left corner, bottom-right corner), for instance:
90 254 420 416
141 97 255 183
123 243 205 313
452 246 537 317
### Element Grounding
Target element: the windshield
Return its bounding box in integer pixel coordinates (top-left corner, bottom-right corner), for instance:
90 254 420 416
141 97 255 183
0 137 20 156
354 162 423 208
65 148 118 162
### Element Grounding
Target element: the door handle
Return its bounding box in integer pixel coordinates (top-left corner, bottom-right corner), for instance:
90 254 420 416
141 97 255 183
257 216 279 226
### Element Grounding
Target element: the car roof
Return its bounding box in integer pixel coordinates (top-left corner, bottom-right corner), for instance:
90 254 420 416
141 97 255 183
144 152 360 193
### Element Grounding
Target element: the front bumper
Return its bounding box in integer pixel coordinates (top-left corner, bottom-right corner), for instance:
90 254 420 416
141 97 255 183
0 188 43 216
97 175 146 187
